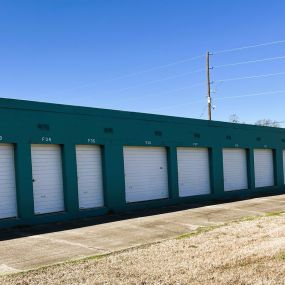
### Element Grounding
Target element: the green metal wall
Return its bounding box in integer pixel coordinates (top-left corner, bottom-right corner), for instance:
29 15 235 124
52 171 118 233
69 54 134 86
0 98 285 228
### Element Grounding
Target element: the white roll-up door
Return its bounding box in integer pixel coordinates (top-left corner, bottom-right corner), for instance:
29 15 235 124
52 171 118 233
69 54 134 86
254 149 274 188
76 145 104 209
0 144 17 219
31 144 65 214
223 148 248 191
123 146 168 203
177 147 210 197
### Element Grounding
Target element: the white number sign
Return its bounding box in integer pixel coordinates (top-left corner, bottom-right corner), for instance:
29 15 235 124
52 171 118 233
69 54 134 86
42 137 52 142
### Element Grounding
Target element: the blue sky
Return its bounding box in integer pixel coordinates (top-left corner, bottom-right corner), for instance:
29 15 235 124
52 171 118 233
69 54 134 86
1 0 285 124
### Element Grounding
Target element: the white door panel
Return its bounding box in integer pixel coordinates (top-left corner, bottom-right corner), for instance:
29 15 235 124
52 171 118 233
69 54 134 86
76 145 104 209
123 147 168 203
177 147 211 197
254 149 274 188
0 144 17 219
31 144 65 214
223 148 248 191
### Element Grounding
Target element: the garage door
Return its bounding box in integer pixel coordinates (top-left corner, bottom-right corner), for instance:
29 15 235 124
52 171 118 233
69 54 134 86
31 144 65 214
76 145 104 209
0 144 17 219
254 149 274 188
123 146 168 203
177 147 210 197
223 148 248 191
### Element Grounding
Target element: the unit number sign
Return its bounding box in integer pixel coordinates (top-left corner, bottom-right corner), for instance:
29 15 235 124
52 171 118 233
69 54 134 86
42 136 52 142
88 138 96 144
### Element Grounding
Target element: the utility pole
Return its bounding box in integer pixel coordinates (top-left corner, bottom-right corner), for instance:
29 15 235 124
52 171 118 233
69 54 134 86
206 51 212 120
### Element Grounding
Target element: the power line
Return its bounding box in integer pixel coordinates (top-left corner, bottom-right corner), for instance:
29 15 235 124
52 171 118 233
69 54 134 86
99 55 204 84
198 105 208 118
153 89 285 112
215 90 285 100
215 71 285 83
150 98 204 111
123 57 285 112
77 39 285 85
73 39 285 88
114 39 285 79
110 68 204 93
145 40 285 117
72 56 285 109
122 82 205 103
99 39 285 84
42 55 204 97
45 39 285 98
42 39 285 109
213 39 285 55
213 55 285 69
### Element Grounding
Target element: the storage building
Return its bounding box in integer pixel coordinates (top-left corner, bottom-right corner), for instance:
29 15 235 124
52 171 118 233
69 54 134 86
0 98 284 228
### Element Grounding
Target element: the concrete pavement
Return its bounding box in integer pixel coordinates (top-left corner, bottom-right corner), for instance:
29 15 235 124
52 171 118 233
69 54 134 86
1 194 285 274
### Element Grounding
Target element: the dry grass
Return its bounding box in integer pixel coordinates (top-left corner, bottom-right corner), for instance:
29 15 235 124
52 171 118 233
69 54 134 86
2 214 285 285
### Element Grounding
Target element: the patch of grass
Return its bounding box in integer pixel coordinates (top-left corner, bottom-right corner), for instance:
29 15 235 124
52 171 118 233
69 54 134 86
1 253 109 278
275 251 285 260
176 213 278 240
176 224 223 240
265 211 284 217
239 216 259 222
80 253 109 262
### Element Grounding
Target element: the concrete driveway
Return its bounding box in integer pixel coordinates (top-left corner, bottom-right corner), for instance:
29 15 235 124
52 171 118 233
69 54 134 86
1 194 285 274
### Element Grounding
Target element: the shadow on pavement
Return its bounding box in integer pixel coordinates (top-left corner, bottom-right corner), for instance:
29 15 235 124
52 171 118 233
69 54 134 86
0 192 282 242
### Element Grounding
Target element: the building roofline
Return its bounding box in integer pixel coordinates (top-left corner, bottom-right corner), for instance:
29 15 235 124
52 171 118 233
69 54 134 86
0 97 283 132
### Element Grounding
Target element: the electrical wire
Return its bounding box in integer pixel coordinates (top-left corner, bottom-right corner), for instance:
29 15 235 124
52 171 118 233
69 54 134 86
215 90 285 100
198 105 208 118
213 39 285 55
111 68 204 93
43 38 285 106
153 89 285 112
152 97 204 111
124 82 205 102
46 39 285 98
42 55 205 97
213 55 285 69
143 40 285 116
215 71 285 83
86 39 285 85
105 55 205 82
77 39 285 85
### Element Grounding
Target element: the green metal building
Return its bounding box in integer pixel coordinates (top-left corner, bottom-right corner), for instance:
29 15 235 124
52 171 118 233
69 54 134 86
0 98 284 229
